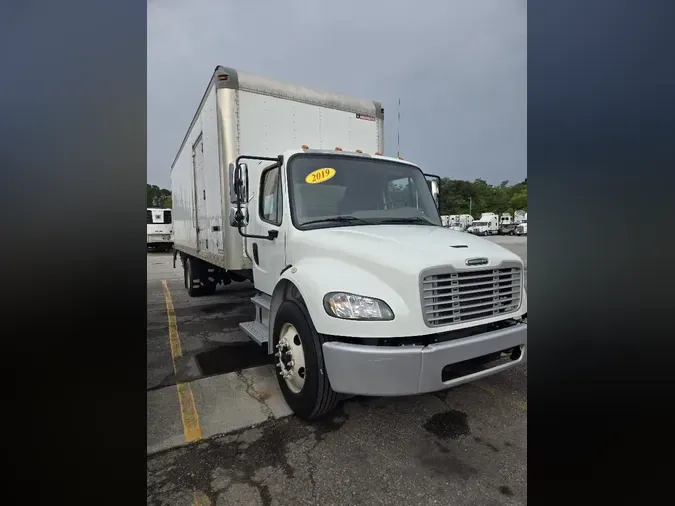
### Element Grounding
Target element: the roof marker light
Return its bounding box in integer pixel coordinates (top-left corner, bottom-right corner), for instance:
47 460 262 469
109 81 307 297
301 145 309 150
335 147 343 151
355 149 363 153
375 152 382 156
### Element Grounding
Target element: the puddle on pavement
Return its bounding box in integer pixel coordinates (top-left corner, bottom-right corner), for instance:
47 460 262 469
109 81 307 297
195 341 272 377
423 409 470 440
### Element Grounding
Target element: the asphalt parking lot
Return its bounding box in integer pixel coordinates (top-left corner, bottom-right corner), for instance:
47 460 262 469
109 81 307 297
147 235 527 505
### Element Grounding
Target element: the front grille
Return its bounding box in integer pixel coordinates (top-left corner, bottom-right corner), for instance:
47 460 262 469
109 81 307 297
421 266 522 327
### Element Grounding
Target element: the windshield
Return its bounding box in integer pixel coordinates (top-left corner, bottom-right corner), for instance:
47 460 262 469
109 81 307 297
471 222 487 227
287 154 441 229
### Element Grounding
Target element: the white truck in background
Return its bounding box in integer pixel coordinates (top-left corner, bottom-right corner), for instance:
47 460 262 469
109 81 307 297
467 212 500 236
500 213 512 226
515 212 528 236
447 214 473 231
457 214 474 230
147 208 173 251
170 66 527 419
514 210 526 224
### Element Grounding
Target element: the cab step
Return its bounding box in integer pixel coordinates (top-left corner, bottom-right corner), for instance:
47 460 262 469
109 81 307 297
239 320 268 347
251 294 271 311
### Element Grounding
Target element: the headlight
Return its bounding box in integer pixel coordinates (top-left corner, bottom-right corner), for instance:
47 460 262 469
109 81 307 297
323 292 394 320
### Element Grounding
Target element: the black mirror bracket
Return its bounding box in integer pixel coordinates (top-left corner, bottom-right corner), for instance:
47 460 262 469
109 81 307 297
231 154 283 241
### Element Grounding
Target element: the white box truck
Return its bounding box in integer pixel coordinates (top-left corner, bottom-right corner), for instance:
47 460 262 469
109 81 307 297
147 208 173 251
170 66 527 419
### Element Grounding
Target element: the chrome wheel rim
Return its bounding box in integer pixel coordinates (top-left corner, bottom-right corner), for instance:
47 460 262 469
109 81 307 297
276 323 306 394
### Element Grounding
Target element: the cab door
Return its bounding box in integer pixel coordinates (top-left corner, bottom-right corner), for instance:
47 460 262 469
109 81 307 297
250 164 286 296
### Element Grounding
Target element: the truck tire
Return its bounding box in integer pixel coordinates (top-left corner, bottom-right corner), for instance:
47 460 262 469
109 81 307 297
201 266 219 295
184 257 202 297
273 300 339 420
201 282 217 295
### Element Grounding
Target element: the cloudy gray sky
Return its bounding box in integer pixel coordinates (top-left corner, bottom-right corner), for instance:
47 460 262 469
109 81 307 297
148 0 526 189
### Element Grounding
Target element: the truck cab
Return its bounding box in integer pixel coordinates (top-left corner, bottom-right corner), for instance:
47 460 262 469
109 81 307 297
515 214 528 236
170 66 526 420
230 148 527 418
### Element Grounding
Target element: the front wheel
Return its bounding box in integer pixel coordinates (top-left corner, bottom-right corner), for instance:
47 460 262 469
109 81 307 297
273 300 339 419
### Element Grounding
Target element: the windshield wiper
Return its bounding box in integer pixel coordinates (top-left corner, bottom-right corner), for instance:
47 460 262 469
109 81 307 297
379 216 435 225
301 216 375 227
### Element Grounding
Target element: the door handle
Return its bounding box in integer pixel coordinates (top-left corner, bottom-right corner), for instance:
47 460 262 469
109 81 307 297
252 243 259 265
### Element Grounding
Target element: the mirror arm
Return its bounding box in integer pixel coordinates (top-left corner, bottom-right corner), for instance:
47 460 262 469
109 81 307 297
230 154 284 241
236 225 277 241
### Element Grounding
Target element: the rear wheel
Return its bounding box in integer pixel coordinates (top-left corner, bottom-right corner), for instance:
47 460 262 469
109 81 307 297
201 281 217 295
273 300 339 419
201 266 220 295
184 258 202 297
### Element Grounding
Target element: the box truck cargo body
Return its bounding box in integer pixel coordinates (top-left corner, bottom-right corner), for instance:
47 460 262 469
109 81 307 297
171 67 383 272
169 66 527 419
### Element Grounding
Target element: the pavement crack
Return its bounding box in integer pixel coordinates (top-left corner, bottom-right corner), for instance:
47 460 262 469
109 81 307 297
305 440 320 503
236 371 275 420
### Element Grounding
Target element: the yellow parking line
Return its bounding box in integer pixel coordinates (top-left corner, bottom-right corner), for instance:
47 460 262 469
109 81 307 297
161 280 203 443
193 490 212 506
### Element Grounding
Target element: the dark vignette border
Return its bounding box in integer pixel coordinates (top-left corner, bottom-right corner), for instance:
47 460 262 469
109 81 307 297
1 0 674 503
529 0 675 502
0 0 146 502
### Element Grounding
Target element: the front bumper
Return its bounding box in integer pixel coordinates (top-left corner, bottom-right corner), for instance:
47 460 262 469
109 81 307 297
322 322 527 396
147 234 173 244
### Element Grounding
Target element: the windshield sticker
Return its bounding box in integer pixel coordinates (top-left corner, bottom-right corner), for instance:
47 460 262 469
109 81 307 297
305 167 336 184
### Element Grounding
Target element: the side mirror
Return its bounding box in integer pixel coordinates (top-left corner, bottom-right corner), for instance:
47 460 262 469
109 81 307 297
229 162 248 203
235 163 248 201
425 174 441 211
229 162 249 227
229 206 249 227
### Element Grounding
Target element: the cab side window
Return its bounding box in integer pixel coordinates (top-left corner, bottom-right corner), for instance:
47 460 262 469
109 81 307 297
260 166 282 225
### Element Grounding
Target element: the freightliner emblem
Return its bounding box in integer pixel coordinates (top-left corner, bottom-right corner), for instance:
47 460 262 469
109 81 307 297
465 257 489 266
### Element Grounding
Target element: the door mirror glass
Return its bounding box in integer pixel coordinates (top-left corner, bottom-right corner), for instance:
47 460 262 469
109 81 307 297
425 174 441 210
229 162 249 227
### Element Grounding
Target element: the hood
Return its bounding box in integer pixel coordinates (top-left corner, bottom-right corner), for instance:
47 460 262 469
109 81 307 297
290 225 522 274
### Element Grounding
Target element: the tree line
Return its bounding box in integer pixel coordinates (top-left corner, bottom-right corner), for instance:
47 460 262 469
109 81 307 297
147 184 172 208
439 178 527 217
147 177 527 217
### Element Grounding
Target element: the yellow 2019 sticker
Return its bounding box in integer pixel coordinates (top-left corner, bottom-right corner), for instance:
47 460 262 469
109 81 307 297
305 167 336 184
